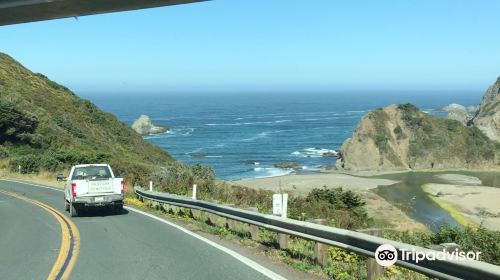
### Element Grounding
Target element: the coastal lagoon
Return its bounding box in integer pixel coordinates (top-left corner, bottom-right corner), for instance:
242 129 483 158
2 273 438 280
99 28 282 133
375 171 500 231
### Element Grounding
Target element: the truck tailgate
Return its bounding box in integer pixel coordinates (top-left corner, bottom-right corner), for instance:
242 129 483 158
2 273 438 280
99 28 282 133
88 179 114 194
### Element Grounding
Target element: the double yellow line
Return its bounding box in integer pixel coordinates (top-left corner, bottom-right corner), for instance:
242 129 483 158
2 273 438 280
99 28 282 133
0 189 80 280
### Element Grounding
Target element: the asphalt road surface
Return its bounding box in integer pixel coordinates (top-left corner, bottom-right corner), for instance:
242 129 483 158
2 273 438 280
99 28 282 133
0 179 285 280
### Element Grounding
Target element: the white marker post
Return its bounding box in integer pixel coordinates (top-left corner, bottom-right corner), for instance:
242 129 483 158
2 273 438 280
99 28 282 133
18 165 21 175
272 194 282 216
149 181 153 192
192 184 197 200
281 193 288 219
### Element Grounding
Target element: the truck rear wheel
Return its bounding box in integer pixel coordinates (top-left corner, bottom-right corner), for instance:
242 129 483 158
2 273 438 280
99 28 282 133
70 202 79 217
65 200 69 211
114 203 123 214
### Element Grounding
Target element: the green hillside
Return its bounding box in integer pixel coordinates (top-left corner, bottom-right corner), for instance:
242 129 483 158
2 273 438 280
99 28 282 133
0 53 208 188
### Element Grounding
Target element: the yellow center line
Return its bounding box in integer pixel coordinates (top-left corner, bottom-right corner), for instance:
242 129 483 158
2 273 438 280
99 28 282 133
0 189 80 280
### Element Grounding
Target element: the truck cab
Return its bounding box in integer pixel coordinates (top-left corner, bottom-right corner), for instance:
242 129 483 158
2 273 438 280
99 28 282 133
64 164 124 217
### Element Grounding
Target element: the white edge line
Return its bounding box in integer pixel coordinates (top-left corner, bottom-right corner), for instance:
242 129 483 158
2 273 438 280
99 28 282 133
0 179 287 280
125 206 288 280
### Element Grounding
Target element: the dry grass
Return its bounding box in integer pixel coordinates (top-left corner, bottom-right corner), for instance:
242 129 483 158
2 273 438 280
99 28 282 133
0 163 66 189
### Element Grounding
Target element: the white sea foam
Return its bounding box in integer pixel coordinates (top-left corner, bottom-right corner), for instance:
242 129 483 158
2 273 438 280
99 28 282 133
291 147 338 158
303 117 340 121
186 147 204 155
251 167 294 179
240 130 286 142
148 127 194 138
300 165 322 171
205 120 291 126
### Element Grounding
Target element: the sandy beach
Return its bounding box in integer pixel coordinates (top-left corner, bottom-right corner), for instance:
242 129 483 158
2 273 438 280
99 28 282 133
232 172 398 194
423 183 500 231
232 172 428 231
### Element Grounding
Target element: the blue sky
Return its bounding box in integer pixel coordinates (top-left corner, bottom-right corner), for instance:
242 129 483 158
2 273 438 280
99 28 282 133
0 0 499 94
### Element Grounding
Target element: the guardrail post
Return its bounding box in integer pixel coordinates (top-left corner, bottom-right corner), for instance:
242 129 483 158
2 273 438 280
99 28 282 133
278 233 288 249
152 200 159 209
358 229 384 280
311 219 328 266
190 209 201 220
245 207 259 240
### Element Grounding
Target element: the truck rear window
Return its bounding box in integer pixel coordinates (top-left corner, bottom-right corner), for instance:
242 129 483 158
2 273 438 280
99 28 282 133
72 166 112 180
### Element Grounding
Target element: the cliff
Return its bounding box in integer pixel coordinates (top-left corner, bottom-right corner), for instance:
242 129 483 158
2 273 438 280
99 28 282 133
473 77 500 142
335 104 499 172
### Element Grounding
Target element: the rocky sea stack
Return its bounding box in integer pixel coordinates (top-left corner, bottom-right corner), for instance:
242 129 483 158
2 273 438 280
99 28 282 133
131 115 168 135
441 103 478 125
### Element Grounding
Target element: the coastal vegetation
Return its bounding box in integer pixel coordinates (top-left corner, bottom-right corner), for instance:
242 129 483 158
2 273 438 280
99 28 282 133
386 225 500 265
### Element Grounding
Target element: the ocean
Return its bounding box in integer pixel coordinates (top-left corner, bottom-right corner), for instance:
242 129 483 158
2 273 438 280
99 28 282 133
83 90 482 180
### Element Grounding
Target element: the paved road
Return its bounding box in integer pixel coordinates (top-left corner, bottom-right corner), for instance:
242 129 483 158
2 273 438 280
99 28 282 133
0 180 281 280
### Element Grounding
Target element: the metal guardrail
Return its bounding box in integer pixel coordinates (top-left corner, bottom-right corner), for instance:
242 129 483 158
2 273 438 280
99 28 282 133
134 186 500 280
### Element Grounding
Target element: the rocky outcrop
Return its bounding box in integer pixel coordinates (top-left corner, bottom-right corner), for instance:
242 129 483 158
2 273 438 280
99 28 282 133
441 103 477 125
335 104 499 172
473 77 500 142
131 115 168 135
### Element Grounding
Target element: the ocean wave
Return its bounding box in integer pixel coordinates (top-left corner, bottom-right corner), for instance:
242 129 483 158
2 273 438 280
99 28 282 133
300 165 322 171
146 127 193 138
185 147 204 155
303 117 340 121
240 131 272 142
291 147 338 158
206 120 291 126
251 167 294 179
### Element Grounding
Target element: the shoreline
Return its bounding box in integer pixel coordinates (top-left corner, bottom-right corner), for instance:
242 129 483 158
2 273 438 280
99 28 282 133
232 167 500 182
422 183 500 231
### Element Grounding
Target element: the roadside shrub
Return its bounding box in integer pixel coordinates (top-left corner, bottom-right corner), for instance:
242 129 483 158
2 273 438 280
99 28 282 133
150 163 193 195
192 181 274 212
324 247 365 280
385 225 500 265
190 163 215 190
288 187 370 229
0 145 8 159
10 154 42 173
431 226 500 265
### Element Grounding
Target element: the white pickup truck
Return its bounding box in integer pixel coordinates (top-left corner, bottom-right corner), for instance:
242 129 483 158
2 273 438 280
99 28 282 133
64 164 124 217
